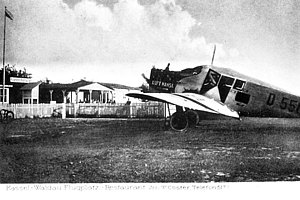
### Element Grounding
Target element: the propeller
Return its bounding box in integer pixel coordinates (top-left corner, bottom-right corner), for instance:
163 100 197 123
211 44 216 65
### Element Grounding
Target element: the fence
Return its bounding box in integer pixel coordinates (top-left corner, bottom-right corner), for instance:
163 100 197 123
0 102 166 119
0 104 65 119
67 102 166 118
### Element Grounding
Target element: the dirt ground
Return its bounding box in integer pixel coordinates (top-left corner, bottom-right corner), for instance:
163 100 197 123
0 117 300 183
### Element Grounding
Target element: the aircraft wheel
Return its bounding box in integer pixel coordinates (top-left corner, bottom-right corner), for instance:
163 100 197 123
170 112 188 132
185 110 199 127
6 111 14 123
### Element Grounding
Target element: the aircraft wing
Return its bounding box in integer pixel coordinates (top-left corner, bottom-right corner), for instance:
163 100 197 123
126 92 240 119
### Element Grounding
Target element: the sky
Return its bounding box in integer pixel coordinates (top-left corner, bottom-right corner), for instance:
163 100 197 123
0 0 299 94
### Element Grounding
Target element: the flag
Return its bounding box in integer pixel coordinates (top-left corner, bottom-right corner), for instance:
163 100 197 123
5 7 13 20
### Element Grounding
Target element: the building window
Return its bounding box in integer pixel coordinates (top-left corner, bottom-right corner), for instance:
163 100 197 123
23 98 31 104
0 88 8 103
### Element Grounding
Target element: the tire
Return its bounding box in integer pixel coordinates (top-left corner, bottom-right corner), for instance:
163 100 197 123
170 112 188 131
185 110 200 127
6 111 14 123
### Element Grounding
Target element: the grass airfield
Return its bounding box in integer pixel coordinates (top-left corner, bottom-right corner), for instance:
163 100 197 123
0 117 300 183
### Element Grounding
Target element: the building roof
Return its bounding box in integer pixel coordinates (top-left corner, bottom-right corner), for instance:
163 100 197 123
40 83 70 90
40 80 91 91
20 81 42 90
40 80 112 91
70 80 93 89
40 80 140 91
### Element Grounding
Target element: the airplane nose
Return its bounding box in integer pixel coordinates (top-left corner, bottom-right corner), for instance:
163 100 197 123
148 65 203 93
149 67 178 92
174 81 185 93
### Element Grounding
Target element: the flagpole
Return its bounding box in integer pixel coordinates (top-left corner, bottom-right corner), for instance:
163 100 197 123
2 7 6 104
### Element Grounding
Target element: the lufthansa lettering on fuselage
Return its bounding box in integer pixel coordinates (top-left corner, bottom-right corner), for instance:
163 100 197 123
152 80 174 89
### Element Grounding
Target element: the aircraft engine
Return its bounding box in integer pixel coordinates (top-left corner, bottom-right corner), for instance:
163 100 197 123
170 112 189 131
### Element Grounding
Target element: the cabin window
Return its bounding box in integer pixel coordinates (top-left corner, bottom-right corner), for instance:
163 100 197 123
235 92 250 104
217 75 235 103
233 79 246 90
219 75 235 87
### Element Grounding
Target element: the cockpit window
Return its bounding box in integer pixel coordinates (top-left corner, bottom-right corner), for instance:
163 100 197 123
180 66 203 77
200 69 221 94
203 69 221 87
233 79 246 90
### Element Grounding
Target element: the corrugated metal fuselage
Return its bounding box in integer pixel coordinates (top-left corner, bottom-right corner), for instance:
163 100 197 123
150 65 300 118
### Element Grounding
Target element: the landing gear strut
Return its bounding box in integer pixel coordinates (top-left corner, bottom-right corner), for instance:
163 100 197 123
168 110 200 132
165 104 199 131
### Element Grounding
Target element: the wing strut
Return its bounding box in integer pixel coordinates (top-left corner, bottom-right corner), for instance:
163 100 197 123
164 103 171 129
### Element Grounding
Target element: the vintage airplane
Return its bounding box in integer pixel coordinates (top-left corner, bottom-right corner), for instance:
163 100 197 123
126 48 300 131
